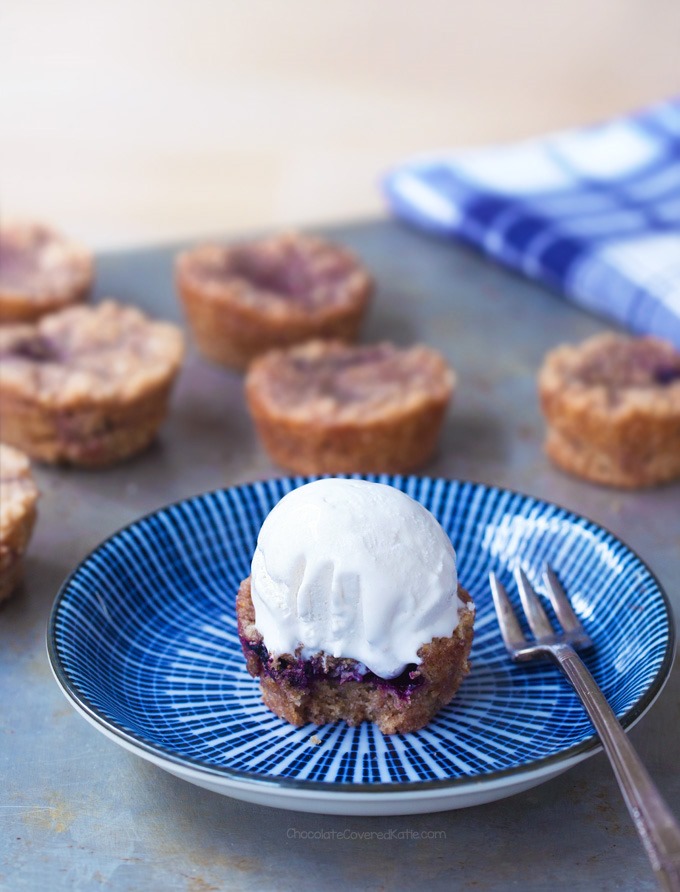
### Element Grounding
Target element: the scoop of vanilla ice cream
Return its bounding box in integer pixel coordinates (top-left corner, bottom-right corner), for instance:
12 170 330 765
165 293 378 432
249 478 464 678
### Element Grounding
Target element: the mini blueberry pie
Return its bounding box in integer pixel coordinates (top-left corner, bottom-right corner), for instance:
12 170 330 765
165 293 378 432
0 220 93 324
539 332 680 487
175 231 372 370
0 300 184 467
237 478 475 735
0 443 38 602
245 339 455 474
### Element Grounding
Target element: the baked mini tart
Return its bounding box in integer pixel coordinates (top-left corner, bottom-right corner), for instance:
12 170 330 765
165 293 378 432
0 444 38 602
245 339 455 474
0 220 93 324
175 231 372 370
237 576 475 735
0 300 184 467
539 332 680 487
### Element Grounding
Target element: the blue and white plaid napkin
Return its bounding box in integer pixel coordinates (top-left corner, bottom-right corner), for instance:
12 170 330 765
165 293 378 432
383 98 680 349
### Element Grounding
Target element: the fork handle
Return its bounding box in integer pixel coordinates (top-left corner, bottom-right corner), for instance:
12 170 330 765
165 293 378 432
551 643 680 892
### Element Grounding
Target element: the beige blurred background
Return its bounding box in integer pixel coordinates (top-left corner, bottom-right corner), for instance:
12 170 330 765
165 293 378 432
2 0 679 249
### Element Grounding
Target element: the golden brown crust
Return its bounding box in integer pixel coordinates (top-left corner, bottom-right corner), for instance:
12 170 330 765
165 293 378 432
0 301 185 466
236 576 474 735
0 444 38 601
175 232 372 370
0 221 93 323
245 339 455 474
539 333 680 487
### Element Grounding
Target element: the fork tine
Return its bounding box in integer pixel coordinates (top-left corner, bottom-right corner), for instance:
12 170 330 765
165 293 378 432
543 565 593 646
514 567 554 640
489 572 527 653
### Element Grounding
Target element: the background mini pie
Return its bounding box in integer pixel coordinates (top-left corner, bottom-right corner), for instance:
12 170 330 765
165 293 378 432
0 300 185 467
175 231 373 370
0 444 39 602
539 332 680 487
0 220 93 324
245 339 455 474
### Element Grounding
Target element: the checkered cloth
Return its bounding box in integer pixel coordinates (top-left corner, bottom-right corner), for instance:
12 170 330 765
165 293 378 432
383 98 680 349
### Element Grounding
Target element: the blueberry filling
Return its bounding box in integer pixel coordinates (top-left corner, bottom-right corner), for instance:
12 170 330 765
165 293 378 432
229 250 314 301
575 342 680 389
654 365 680 385
193 241 355 308
2 335 60 363
242 636 423 701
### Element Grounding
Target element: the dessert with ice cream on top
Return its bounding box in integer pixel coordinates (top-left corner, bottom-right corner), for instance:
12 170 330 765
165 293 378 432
237 478 474 734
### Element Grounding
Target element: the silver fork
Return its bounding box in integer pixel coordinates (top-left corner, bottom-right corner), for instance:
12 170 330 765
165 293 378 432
490 565 680 892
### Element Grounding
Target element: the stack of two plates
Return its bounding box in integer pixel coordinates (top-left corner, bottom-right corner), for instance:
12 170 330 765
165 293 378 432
48 475 674 815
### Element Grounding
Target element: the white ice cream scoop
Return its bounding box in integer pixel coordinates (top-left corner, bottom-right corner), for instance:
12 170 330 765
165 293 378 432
250 478 465 678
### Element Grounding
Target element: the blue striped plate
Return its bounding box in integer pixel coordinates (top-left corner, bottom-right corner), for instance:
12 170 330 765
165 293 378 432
47 476 674 815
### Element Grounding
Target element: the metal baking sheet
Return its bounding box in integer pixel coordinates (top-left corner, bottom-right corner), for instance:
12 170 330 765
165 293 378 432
1 219 678 891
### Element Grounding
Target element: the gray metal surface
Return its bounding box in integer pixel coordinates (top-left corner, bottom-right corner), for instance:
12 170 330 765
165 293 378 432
1 219 678 892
